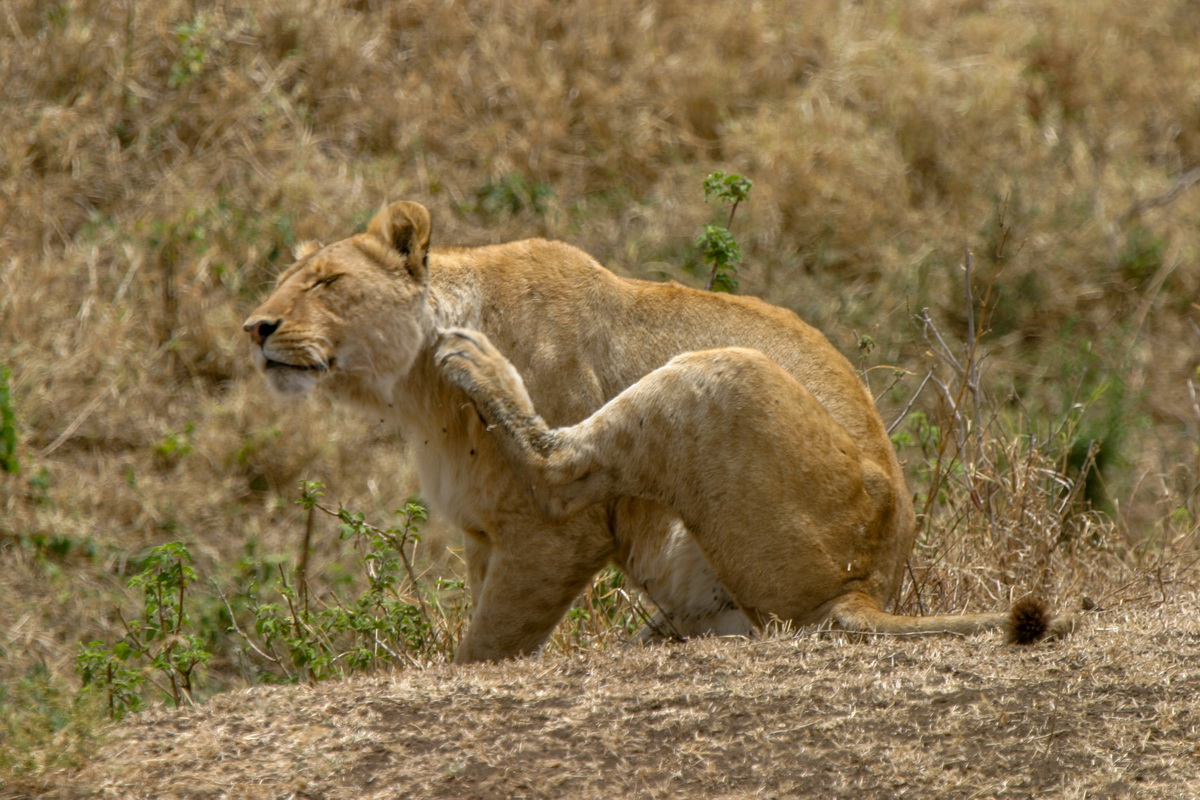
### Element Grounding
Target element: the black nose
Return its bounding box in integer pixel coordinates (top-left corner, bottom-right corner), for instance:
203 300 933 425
244 318 280 345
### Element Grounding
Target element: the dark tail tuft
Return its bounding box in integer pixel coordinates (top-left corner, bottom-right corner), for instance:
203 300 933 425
1006 597 1050 645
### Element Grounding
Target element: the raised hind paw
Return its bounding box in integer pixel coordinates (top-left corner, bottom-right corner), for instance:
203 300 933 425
435 327 494 391
435 327 537 427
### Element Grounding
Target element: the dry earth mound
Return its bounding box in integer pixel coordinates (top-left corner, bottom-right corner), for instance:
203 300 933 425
23 605 1200 800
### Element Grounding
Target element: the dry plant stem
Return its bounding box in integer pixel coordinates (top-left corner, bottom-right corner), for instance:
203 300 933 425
887 367 935 436
216 588 291 679
961 247 984 448
619 588 658 636
903 560 927 616
866 363 898 400
918 249 994 524
297 504 314 616
1118 166 1200 226
906 250 1011 608
38 386 112 457
114 607 180 705
915 314 972 538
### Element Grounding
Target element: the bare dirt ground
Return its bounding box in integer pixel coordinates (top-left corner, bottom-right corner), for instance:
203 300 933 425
17 602 1200 800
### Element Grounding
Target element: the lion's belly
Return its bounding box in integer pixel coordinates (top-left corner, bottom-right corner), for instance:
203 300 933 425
613 498 756 638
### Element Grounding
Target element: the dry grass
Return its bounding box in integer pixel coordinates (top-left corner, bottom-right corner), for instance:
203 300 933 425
16 601 1200 799
2 0 1200 793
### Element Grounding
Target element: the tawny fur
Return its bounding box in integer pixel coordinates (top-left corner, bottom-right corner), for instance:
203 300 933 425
244 200 1067 662
436 329 1072 645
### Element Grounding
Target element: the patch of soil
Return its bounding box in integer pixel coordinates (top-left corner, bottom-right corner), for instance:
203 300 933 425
19 605 1200 799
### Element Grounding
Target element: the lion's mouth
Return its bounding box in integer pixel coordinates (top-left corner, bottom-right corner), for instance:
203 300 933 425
264 358 331 372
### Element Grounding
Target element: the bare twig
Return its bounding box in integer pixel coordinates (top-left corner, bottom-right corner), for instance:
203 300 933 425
961 246 984 449
1118 167 1200 227
216 587 292 679
297 504 315 616
888 368 935 436
920 308 964 378
39 385 115 457
903 559 927 616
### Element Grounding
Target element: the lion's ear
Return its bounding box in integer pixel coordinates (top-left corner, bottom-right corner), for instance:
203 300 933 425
367 201 432 281
294 240 322 261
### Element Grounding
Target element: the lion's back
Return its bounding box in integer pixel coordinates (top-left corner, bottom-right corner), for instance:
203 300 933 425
429 238 888 456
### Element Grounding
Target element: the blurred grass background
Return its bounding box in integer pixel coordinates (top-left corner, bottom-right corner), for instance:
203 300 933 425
2 0 1199 779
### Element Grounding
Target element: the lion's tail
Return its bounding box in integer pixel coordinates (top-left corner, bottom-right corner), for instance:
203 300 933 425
827 591 1074 645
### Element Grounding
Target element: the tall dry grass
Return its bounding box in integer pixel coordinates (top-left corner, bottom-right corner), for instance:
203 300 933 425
2 0 1199 779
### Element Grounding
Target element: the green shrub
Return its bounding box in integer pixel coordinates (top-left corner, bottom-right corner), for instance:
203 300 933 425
76 542 211 718
1 365 17 475
697 171 752 293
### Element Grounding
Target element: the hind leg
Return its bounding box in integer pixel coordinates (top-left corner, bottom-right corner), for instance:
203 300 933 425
622 511 754 641
436 328 617 517
439 329 756 639
436 328 545 449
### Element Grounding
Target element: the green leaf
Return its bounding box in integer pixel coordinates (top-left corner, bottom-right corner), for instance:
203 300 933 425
703 172 753 204
710 271 739 293
696 225 741 267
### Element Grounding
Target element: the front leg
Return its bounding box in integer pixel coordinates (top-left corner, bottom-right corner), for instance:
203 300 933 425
455 510 613 662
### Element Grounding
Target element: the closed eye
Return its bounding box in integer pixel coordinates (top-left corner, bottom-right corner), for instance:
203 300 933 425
310 275 341 290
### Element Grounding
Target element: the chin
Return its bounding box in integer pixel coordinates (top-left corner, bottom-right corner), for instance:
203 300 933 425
264 366 323 396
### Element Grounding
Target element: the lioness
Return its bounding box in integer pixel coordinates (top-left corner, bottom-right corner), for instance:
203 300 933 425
244 200 1061 662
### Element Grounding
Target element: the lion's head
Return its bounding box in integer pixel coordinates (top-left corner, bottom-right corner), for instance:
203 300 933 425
242 201 433 404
